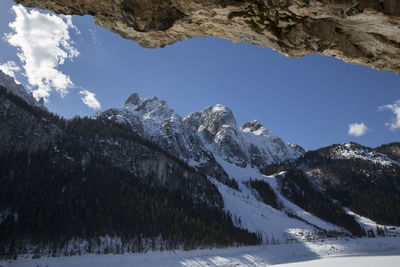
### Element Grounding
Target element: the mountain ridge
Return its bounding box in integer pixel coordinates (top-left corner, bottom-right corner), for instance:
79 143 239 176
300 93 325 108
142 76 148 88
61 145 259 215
1 72 400 259
96 93 305 173
0 70 45 109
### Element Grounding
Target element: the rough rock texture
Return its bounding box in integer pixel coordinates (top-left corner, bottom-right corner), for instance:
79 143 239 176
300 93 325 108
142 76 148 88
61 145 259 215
14 0 400 74
184 104 304 168
376 143 400 162
94 93 233 187
0 81 223 208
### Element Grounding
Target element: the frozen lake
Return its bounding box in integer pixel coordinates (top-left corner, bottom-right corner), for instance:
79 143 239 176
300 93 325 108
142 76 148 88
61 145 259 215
4 254 400 267
274 255 400 267
3 237 400 267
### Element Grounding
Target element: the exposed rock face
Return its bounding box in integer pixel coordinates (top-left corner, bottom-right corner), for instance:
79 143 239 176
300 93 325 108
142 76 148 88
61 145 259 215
184 105 304 168
94 93 233 186
14 0 400 74
0 86 223 208
376 142 400 162
95 93 304 183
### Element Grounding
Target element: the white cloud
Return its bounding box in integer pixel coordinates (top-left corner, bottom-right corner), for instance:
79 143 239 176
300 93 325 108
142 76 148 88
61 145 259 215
0 60 21 83
79 90 101 110
5 5 79 101
378 100 400 130
348 123 369 137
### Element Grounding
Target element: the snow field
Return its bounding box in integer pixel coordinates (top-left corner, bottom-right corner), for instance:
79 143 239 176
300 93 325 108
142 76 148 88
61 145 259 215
4 237 400 267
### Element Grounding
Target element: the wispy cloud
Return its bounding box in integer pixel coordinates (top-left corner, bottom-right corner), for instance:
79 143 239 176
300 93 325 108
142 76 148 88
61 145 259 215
5 5 79 101
348 123 369 137
79 89 101 110
89 28 101 45
378 100 400 130
0 60 21 83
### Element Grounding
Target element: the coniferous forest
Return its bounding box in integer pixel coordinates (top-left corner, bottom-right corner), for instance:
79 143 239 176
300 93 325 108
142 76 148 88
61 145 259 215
0 149 260 259
262 147 400 229
1 82 400 260
0 86 261 259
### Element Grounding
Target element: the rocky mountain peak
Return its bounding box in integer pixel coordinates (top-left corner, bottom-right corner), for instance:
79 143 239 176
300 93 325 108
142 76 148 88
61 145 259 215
98 94 304 172
241 120 278 141
95 93 233 185
196 104 237 135
241 120 263 132
184 104 304 168
122 93 168 115
211 104 235 122
124 93 140 105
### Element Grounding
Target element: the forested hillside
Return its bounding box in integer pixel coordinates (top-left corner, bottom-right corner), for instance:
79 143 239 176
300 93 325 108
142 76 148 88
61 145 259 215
262 144 400 227
0 86 260 259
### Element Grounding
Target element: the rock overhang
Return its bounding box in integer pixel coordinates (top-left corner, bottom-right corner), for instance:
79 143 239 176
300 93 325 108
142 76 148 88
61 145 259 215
13 0 400 74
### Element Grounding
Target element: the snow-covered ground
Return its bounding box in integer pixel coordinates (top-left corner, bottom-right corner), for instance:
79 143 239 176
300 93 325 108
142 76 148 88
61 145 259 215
345 208 400 236
331 143 400 167
3 237 400 267
273 255 400 267
210 158 344 243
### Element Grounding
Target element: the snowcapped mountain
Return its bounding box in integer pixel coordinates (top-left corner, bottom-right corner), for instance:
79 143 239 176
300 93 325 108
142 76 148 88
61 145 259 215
13 88 399 241
331 143 400 166
94 93 235 185
95 93 304 186
2 82 400 258
184 104 304 168
304 142 400 167
0 70 45 109
95 93 207 161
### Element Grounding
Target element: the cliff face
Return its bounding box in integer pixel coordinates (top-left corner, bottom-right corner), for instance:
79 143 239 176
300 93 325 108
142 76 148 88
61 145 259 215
0 84 223 209
14 0 400 74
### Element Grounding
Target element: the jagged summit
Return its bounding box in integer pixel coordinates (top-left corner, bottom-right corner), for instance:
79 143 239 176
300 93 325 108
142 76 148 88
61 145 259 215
0 70 45 109
240 120 277 137
124 92 140 105
241 120 263 132
186 104 237 135
95 93 233 185
2 78 400 257
98 93 186 153
123 94 166 114
184 104 305 168
97 93 304 171
209 104 236 127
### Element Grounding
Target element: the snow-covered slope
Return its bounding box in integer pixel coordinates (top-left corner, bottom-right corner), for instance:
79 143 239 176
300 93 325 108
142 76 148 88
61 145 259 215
322 143 399 167
0 70 45 109
95 93 207 161
94 93 400 245
93 94 234 184
94 94 305 188
96 95 304 169
184 105 304 168
209 157 343 243
344 208 400 237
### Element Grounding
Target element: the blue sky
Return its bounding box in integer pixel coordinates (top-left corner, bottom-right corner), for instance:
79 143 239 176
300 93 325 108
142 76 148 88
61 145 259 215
0 0 399 151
